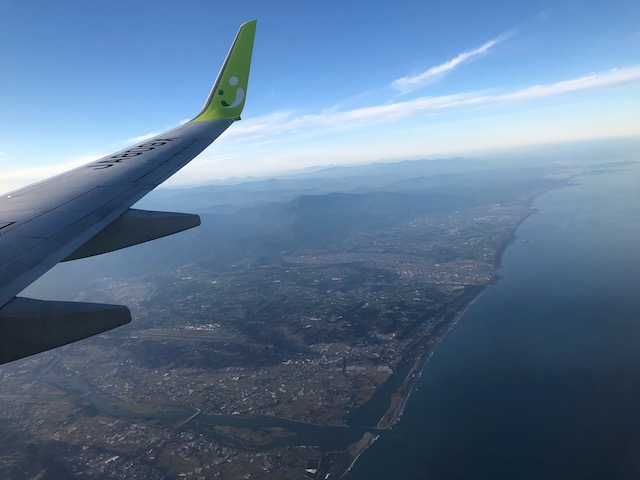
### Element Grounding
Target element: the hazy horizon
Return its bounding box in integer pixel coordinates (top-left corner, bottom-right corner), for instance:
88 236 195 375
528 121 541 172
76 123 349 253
2 0 639 193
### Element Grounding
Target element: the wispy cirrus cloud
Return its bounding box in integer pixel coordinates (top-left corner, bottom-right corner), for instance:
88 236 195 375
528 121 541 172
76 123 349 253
124 131 162 144
0 154 102 194
7 65 638 192
123 119 190 145
222 66 640 142
391 32 513 95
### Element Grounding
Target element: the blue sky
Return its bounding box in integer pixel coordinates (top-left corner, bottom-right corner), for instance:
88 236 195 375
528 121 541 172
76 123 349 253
1 0 639 191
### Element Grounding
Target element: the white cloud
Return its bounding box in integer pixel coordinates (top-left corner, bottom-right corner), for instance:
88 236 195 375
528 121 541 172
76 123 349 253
4 65 640 191
222 66 640 143
122 119 189 145
124 131 161 144
0 154 103 195
497 67 640 100
391 32 512 95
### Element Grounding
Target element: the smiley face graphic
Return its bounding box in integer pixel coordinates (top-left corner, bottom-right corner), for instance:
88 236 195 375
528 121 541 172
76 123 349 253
218 76 245 109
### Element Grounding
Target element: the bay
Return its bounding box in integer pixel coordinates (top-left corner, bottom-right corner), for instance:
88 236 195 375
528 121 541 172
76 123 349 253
347 161 640 479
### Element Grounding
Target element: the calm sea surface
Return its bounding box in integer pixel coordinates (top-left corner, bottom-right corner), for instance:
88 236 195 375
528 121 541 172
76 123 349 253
347 162 640 479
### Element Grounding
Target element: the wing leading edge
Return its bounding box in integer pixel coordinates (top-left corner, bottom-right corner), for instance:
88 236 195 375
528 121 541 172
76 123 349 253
0 20 257 365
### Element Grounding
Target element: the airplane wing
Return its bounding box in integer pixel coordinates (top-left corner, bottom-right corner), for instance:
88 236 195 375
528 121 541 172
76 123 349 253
0 20 257 365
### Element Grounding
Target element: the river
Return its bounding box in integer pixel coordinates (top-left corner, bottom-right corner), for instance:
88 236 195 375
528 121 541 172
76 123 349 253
346 160 640 479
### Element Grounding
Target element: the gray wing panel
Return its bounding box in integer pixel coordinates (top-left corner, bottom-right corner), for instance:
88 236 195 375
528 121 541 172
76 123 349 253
0 118 232 308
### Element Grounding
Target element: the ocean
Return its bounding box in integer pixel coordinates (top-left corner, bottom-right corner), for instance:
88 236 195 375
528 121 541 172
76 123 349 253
346 160 640 479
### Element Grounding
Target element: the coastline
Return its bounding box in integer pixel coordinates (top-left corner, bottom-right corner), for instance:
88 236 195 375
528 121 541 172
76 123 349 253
380 288 488 429
336 197 556 478
333 283 492 478
336 162 640 478
4 157 630 479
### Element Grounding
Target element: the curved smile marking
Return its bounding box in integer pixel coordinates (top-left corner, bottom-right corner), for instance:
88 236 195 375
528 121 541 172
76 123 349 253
220 76 245 109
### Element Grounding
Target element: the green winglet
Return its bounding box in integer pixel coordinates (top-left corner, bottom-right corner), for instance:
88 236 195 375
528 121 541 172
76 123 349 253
193 20 257 122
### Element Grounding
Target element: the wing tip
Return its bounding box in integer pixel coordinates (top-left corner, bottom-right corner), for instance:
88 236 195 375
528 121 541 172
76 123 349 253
193 20 257 123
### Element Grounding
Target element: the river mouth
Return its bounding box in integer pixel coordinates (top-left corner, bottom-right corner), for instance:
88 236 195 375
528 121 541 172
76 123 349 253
37 357 376 452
